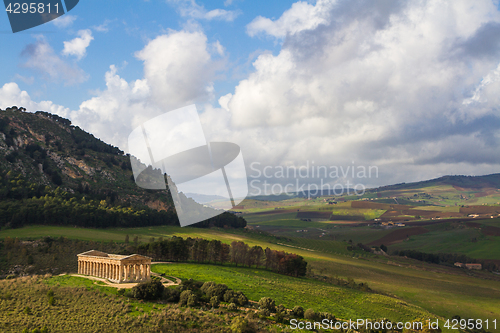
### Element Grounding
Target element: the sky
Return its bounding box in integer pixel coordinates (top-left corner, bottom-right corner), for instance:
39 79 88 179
1 0 500 195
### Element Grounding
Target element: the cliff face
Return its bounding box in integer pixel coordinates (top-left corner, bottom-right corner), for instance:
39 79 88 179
0 106 174 210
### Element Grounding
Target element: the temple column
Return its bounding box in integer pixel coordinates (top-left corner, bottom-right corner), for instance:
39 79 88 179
119 265 123 283
147 264 150 279
106 263 109 279
98 263 101 277
90 262 93 276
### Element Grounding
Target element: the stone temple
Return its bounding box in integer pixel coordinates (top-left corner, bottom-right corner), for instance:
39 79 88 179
77 250 152 283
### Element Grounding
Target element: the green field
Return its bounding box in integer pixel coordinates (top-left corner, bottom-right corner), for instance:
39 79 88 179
153 263 435 322
2 224 500 330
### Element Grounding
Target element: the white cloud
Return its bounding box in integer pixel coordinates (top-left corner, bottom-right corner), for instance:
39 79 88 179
20 36 88 85
167 0 241 21
247 0 333 38
52 15 77 28
67 29 222 150
93 19 113 32
0 82 70 117
62 29 94 60
204 0 500 187
135 30 216 109
70 65 154 149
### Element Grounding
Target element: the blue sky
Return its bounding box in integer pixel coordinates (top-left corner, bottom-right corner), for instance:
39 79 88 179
1 0 292 109
1 0 500 193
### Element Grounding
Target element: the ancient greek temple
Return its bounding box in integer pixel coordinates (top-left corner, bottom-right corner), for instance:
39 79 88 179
77 250 152 283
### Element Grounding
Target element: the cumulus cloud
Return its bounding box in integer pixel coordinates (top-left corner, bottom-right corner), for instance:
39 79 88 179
20 36 88 85
247 0 333 38
67 29 221 150
167 0 241 21
0 82 70 117
69 65 154 149
135 30 217 109
62 29 94 60
52 14 77 28
204 0 500 187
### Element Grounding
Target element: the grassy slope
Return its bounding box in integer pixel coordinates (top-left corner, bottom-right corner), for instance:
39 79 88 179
2 224 500 328
153 263 434 322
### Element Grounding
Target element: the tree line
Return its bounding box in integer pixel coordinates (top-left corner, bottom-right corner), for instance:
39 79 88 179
393 249 498 271
137 237 307 277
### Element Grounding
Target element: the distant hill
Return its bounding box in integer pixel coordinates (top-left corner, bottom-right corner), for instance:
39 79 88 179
370 174 500 192
0 106 245 229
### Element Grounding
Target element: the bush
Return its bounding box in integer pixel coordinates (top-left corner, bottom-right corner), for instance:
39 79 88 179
132 278 164 300
237 292 248 306
230 317 252 333
200 281 216 294
210 296 219 308
227 303 238 311
276 304 286 314
258 297 275 313
48 296 55 306
206 283 228 301
319 312 335 321
304 308 318 321
163 287 180 302
179 290 197 306
292 306 304 318
24 306 32 315
187 293 197 307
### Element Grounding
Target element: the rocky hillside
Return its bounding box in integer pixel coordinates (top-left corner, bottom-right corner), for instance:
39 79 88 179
0 106 245 229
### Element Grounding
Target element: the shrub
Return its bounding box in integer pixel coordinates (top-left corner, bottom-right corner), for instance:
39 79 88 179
206 283 228 301
224 290 237 303
258 297 275 313
292 306 304 318
237 292 248 306
179 290 196 306
319 312 335 321
227 303 238 311
210 296 219 308
275 312 285 323
257 309 269 317
276 304 286 314
187 293 197 307
24 306 32 315
304 308 318 321
200 281 216 294
48 296 55 306
230 317 252 333
163 287 180 302
132 278 164 300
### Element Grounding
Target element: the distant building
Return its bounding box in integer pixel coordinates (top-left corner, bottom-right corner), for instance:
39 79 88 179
465 263 482 270
454 262 481 270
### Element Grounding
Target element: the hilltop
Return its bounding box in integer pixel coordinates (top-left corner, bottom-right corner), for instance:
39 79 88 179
0 106 245 229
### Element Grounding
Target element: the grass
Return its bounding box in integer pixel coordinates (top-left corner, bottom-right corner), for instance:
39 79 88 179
3 223 500 331
0 275 274 333
152 263 435 322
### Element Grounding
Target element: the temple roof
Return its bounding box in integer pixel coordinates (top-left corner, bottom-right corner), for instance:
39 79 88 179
77 250 151 261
